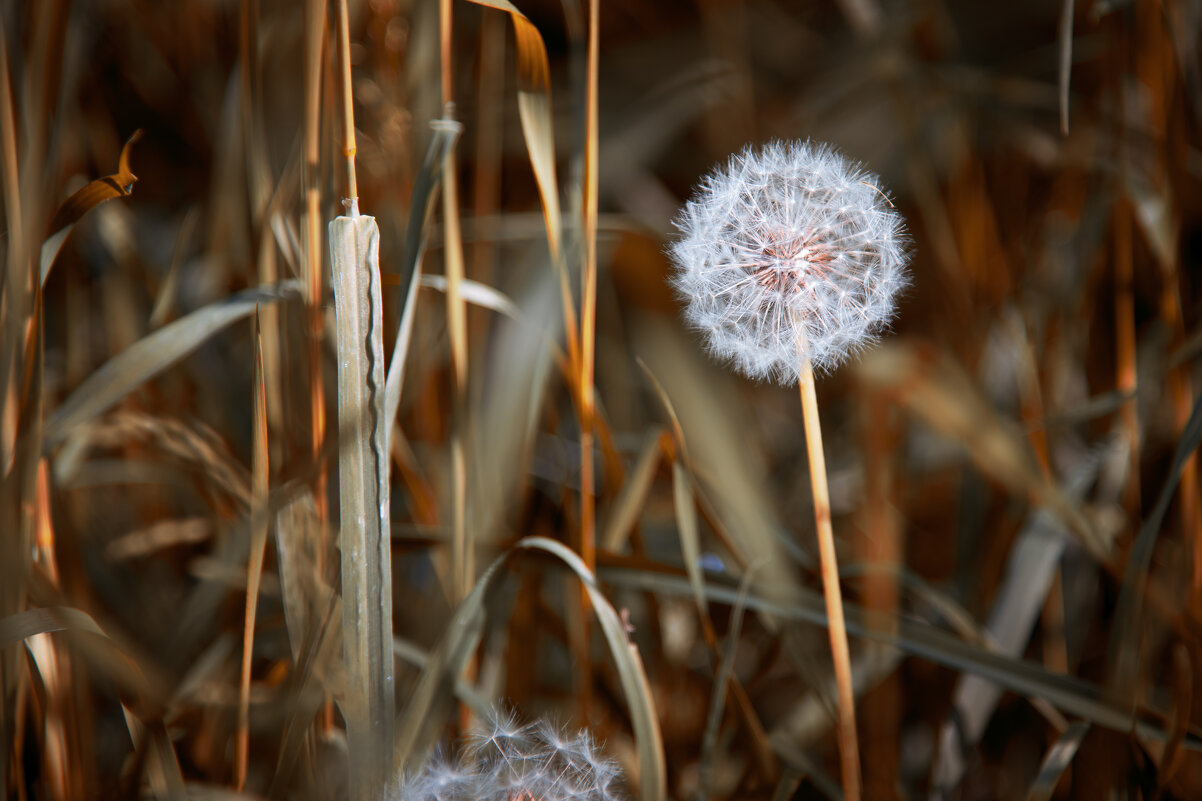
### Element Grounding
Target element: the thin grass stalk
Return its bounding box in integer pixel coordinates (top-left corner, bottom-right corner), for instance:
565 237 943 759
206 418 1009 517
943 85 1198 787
235 320 270 791
334 0 358 212
797 347 861 801
443 141 470 602
562 0 601 722
0 22 31 797
438 0 471 606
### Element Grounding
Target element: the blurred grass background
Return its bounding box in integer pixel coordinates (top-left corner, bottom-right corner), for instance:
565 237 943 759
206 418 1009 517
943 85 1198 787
3 0 1202 799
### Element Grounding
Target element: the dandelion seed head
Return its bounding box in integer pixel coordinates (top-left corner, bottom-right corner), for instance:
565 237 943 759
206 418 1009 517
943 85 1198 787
392 710 627 801
669 140 910 384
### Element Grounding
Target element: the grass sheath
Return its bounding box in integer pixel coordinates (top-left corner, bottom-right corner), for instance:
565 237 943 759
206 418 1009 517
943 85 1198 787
330 213 395 801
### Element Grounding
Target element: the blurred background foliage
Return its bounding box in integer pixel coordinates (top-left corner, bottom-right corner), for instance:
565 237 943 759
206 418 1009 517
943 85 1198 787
2 0 1202 799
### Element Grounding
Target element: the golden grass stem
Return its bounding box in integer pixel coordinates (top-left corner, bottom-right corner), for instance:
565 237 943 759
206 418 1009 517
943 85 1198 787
580 0 599 575
334 0 358 209
303 0 328 529
797 351 861 801
440 0 453 106
441 120 470 603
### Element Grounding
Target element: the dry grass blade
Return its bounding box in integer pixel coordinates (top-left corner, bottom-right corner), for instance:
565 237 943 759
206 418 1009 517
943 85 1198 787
384 120 463 435
268 594 343 799
636 318 805 594
274 491 327 663
0 604 166 719
672 460 707 619
330 214 394 800
1058 0 1074 135
698 566 757 801
856 342 1107 560
511 538 667 801
1026 721 1089 801
1108 390 1202 694
932 459 1099 793
419 275 522 321
460 0 561 261
392 636 493 719
601 428 664 553
0 606 107 648
40 129 142 285
45 280 302 448
234 319 270 791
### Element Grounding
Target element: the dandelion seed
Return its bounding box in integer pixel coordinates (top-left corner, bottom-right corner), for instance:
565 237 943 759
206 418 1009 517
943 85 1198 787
669 140 909 384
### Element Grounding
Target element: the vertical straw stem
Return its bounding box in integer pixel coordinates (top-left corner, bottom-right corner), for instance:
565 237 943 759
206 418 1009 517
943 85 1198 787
334 0 358 211
797 349 861 801
580 0 599 581
438 0 470 606
303 0 328 525
567 0 602 722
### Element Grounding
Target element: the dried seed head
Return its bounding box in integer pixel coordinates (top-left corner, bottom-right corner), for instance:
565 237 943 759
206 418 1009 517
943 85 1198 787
669 140 910 384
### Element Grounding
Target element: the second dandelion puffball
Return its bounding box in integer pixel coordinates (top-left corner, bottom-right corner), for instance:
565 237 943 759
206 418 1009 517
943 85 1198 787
670 140 909 384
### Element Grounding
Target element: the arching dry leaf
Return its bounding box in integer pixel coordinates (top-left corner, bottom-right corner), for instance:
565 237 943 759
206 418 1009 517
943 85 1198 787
41 129 143 285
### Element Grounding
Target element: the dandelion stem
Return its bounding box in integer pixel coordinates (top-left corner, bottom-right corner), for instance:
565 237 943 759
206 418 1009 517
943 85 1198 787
797 341 861 801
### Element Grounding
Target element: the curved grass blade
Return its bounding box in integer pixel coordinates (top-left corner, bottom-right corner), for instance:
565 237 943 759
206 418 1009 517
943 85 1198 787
394 536 666 801
41 129 142 285
420 274 521 321
45 280 302 448
0 605 166 715
459 0 561 259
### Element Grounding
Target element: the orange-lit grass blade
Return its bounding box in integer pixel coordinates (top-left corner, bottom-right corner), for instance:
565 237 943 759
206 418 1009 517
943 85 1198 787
234 315 270 790
40 129 143 285
458 0 578 373
459 0 560 261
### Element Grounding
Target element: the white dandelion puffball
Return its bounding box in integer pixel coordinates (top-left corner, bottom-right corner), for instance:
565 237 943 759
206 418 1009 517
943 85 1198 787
670 140 910 384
